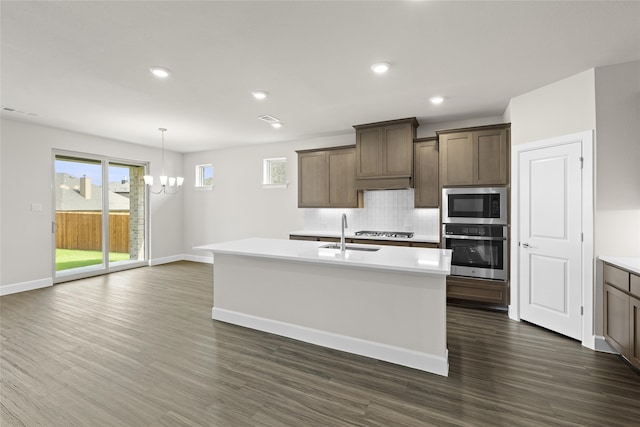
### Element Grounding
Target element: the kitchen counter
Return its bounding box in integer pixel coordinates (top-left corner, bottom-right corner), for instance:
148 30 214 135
289 230 440 244
599 256 640 275
196 237 450 275
195 238 451 376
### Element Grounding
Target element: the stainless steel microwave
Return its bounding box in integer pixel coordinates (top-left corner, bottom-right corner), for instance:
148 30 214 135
442 187 507 225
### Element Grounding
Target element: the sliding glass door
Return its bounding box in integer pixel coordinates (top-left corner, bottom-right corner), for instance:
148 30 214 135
54 152 147 282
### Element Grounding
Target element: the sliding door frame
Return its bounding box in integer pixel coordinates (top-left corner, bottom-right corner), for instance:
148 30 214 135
52 149 149 283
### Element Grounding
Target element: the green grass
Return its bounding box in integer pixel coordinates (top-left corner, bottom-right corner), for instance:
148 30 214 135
56 249 130 271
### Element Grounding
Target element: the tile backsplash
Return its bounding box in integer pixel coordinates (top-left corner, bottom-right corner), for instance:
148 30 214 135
303 189 439 236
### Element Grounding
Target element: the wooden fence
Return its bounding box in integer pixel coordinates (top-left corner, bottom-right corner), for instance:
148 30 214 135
56 212 130 253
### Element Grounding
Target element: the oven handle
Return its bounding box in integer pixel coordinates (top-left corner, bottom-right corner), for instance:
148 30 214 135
444 235 506 241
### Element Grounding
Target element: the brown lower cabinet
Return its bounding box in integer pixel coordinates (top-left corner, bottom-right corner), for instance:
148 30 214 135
446 276 509 305
350 238 410 247
409 242 439 249
631 296 640 367
289 235 339 243
603 262 640 369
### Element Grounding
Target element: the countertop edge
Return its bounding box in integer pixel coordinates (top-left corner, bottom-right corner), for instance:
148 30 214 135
599 256 640 276
194 238 451 277
211 250 450 276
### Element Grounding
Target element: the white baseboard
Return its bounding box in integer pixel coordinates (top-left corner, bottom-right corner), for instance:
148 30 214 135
150 254 214 266
212 307 449 377
183 254 213 264
149 254 185 266
0 277 53 296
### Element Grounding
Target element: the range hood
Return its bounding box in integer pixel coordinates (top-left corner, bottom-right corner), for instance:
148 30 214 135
355 177 412 191
353 117 419 191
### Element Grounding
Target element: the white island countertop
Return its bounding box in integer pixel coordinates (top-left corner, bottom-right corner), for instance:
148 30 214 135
195 237 451 276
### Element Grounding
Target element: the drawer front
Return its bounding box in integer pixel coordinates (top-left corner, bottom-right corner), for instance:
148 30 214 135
631 274 640 299
289 235 320 241
604 264 630 292
411 242 439 249
446 276 508 305
350 238 411 247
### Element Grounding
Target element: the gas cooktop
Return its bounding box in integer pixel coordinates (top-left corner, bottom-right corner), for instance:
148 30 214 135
355 230 414 239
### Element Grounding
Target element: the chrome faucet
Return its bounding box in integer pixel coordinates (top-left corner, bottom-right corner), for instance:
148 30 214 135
340 213 348 252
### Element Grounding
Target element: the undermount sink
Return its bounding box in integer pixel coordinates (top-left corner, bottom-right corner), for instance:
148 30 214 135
319 244 380 252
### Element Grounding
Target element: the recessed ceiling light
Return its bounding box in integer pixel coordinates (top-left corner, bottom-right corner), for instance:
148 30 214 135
371 62 390 74
251 91 268 100
429 96 444 105
149 66 171 78
271 122 283 129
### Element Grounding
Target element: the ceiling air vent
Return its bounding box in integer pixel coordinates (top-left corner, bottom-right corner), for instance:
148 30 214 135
258 114 281 124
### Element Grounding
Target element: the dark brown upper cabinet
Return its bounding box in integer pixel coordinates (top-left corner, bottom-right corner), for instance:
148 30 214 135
413 137 439 208
297 146 362 208
353 117 418 190
438 124 510 186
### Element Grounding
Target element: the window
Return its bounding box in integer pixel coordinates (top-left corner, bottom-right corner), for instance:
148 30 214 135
195 164 214 189
263 157 288 188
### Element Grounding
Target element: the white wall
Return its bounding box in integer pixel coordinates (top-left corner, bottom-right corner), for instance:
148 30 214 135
0 119 184 289
508 69 597 146
508 64 639 257
182 132 354 257
594 60 640 258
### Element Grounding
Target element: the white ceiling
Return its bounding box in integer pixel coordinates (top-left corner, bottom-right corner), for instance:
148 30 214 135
2 1 639 153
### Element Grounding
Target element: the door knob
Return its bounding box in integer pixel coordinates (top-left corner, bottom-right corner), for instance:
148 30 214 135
521 242 531 248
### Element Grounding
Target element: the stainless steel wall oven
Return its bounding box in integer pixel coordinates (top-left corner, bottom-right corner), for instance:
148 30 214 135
442 187 508 281
442 223 507 281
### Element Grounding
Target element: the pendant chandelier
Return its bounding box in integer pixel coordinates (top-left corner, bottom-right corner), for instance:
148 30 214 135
144 128 184 194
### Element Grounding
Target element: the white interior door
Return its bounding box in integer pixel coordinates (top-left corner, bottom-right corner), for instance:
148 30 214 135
519 141 583 341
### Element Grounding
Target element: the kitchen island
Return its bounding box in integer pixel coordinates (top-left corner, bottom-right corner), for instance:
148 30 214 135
195 238 452 376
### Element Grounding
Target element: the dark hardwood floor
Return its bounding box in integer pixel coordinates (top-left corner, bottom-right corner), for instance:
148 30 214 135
1 261 639 426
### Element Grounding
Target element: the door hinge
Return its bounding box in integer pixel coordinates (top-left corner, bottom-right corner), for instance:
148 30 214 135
52 221 57 234
581 306 584 315
579 157 584 169
581 232 584 242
